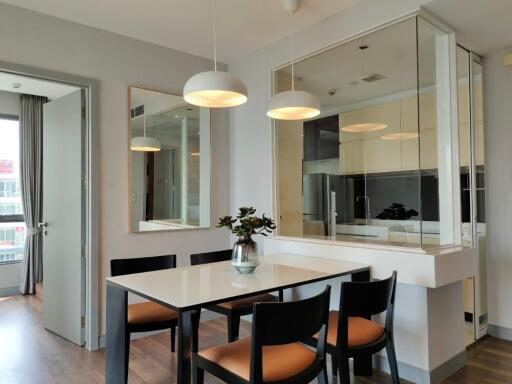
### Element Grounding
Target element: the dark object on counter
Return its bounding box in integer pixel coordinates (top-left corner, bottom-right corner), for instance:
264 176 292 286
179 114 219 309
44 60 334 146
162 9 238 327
376 203 418 220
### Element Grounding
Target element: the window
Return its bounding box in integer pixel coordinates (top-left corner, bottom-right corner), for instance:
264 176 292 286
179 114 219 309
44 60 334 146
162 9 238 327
0 116 25 263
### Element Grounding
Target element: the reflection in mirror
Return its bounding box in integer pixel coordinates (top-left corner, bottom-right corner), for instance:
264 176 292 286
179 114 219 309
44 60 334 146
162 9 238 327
129 87 210 232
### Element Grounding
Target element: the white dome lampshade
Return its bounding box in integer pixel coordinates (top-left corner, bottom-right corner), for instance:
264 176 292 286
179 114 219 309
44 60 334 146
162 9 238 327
267 0 320 121
183 0 248 109
267 90 320 120
130 136 161 152
183 71 247 108
130 114 161 152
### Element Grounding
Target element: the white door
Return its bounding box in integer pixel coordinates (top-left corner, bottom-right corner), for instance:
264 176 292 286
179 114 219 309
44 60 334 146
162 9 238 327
42 89 85 346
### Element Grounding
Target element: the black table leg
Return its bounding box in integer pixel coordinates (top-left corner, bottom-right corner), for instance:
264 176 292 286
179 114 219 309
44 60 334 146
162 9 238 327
177 310 198 384
352 269 373 376
105 283 128 384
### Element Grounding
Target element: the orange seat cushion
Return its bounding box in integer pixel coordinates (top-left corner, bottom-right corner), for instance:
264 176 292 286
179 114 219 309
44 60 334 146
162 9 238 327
199 337 316 382
216 293 277 310
127 302 178 324
320 311 385 347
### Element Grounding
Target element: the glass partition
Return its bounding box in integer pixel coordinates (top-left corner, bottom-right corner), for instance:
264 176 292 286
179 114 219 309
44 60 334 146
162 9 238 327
274 16 460 249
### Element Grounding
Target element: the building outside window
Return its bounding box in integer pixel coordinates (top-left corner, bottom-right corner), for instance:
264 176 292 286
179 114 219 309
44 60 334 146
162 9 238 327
0 116 25 263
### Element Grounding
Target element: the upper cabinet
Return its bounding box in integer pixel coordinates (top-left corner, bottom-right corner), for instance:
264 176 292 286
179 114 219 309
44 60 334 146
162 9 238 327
340 100 401 174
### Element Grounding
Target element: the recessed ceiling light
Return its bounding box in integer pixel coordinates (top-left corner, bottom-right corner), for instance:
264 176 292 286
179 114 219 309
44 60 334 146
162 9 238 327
342 123 387 133
381 132 419 141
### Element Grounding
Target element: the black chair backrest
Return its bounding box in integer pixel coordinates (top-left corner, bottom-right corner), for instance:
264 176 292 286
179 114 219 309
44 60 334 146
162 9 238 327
338 271 397 344
110 255 176 277
190 249 231 266
252 286 331 346
249 286 331 382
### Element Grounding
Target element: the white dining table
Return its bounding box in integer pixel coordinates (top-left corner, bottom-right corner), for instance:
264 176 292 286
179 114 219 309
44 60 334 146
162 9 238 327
105 253 371 384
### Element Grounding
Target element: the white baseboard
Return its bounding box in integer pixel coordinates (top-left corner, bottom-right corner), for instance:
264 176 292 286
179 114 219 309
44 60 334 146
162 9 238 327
488 324 512 341
374 350 466 384
0 286 19 297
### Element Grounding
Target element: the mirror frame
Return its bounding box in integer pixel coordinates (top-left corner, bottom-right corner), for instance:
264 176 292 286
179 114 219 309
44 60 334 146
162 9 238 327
128 85 212 233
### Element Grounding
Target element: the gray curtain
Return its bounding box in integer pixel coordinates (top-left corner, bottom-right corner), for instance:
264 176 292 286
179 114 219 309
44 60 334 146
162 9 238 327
19 94 47 295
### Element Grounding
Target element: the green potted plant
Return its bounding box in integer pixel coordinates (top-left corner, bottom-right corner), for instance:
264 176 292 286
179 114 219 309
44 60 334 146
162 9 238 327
217 207 276 273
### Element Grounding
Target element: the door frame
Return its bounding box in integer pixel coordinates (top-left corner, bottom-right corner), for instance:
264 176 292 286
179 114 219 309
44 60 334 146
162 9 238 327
0 60 100 350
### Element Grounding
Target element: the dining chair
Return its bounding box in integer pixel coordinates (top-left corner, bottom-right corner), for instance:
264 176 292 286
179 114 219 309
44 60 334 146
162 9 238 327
110 254 179 377
309 271 399 383
190 249 283 342
192 286 331 384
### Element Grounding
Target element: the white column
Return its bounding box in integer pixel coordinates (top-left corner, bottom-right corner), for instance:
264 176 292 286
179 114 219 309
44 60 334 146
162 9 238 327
199 108 211 227
435 33 459 246
181 117 188 223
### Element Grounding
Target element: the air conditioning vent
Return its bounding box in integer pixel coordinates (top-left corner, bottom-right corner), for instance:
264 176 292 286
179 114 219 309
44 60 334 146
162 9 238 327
131 104 144 118
361 73 386 83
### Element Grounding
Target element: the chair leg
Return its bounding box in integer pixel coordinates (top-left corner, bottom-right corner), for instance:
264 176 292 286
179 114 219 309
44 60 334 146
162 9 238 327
193 365 204 384
317 363 328 384
331 353 338 376
338 354 350 384
171 326 176 352
124 331 131 379
278 289 284 302
386 339 400 384
227 314 241 342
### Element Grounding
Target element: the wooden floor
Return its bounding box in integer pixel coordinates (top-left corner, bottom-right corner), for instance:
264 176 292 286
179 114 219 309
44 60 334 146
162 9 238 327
1 295 511 384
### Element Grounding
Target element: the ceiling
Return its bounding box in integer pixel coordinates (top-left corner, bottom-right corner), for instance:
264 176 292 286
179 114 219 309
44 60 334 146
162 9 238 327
277 17 437 112
1 0 360 63
425 0 512 54
0 72 79 100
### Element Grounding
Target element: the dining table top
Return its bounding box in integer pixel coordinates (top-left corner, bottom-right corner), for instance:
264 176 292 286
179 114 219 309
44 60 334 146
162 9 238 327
106 253 370 311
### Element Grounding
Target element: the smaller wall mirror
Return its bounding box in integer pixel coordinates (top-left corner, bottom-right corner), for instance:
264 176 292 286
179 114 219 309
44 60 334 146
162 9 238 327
129 86 210 232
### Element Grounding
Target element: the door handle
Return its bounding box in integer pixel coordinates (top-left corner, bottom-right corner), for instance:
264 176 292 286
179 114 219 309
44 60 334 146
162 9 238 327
38 222 48 228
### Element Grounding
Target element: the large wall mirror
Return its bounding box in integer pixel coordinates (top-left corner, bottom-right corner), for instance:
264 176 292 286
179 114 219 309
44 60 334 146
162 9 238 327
129 86 210 232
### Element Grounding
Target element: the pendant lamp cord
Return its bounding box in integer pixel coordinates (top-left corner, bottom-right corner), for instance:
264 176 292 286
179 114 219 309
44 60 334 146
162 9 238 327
290 9 295 91
143 114 146 137
213 0 217 71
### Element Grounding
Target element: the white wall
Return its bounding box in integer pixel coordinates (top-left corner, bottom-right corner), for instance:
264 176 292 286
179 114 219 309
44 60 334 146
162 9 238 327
228 0 430 244
484 46 512 331
0 3 231 332
0 90 19 116
0 90 22 291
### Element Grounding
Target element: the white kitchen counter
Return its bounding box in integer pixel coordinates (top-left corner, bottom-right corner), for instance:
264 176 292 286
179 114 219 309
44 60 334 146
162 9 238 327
267 236 475 288
264 236 475 384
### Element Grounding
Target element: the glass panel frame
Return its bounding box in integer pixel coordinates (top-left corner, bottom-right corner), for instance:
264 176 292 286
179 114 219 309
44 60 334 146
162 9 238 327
271 14 462 251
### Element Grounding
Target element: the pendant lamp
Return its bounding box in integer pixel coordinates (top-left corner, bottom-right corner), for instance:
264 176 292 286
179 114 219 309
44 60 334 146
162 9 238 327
267 0 320 120
183 0 247 108
131 114 161 152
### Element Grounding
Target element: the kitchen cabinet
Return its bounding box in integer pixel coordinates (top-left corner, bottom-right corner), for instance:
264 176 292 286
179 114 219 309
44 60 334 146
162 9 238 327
339 101 401 174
